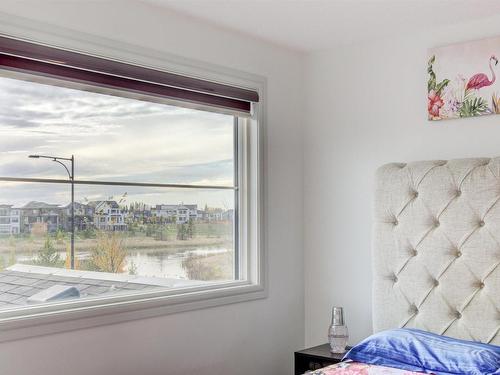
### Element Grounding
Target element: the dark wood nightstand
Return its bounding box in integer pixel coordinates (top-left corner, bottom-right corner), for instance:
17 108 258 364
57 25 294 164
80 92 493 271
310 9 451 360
294 344 350 375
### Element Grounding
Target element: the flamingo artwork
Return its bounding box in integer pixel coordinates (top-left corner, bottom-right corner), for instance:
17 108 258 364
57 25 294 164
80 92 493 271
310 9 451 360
428 36 500 120
466 55 498 91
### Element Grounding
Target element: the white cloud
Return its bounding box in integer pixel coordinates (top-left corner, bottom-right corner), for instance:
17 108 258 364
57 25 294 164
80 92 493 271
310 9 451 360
0 75 235 208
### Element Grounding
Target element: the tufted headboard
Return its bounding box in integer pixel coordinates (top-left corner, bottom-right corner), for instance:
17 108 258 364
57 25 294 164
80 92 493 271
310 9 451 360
373 157 500 345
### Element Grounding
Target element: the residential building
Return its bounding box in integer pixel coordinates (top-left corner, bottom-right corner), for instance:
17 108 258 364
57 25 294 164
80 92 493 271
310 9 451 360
151 204 176 223
222 209 234 222
0 205 20 235
60 202 95 231
19 201 61 234
185 204 200 222
203 207 224 222
152 204 199 224
127 203 152 224
90 201 127 231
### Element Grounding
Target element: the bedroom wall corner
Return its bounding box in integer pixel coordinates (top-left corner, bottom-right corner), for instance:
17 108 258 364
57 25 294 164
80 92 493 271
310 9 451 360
303 13 500 347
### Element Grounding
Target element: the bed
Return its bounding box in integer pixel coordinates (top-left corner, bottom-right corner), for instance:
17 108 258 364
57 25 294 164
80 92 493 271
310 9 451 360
308 157 500 374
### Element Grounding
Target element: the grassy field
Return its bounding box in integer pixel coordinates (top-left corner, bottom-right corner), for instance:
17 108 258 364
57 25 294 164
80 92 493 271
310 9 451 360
0 222 233 254
0 222 235 281
0 235 232 254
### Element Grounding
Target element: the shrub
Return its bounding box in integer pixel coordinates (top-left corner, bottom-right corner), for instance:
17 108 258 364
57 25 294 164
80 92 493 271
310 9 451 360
34 236 62 267
154 225 170 241
187 219 195 239
181 251 233 281
177 224 188 240
128 260 138 275
89 232 127 273
80 226 96 239
55 229 66 244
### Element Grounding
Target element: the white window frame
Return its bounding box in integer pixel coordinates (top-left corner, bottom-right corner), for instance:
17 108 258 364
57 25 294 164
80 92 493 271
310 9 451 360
0 12 267 342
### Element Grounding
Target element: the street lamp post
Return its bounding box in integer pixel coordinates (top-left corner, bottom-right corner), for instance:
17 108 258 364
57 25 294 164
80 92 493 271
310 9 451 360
29 154 75 269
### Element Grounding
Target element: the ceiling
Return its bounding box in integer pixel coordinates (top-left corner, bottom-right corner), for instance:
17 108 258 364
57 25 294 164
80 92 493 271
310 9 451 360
143 0 500 52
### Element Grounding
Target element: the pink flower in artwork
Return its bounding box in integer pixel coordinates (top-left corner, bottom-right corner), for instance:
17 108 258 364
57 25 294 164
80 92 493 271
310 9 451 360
428 90 444 119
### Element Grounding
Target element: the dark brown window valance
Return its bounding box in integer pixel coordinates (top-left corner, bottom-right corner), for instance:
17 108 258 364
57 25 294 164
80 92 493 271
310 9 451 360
0 35 259 113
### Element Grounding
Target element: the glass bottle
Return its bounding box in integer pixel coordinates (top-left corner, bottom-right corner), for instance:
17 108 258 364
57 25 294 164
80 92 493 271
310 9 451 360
328 306 349 353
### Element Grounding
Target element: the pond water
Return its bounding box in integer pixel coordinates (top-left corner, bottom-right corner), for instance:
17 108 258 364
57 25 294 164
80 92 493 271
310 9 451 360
15 246 231 279
124 247 230 278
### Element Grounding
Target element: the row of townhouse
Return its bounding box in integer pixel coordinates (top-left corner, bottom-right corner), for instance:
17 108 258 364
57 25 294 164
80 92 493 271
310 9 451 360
150 205 234 224
0 201 233 235
0 201 128 235
203 208 234 222
151 204 200 224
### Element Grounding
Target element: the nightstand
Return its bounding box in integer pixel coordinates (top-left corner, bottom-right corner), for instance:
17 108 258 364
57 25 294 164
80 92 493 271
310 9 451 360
294 344 350 375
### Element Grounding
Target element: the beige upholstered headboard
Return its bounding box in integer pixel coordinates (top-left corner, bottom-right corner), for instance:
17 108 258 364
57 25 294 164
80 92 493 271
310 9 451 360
373 157 500 345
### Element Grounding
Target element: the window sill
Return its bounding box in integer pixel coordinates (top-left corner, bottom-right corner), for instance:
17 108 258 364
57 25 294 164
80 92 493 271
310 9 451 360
0 281 267 342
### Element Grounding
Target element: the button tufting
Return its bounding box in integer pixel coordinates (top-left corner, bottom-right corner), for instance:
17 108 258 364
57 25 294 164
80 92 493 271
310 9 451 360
374 157 500 340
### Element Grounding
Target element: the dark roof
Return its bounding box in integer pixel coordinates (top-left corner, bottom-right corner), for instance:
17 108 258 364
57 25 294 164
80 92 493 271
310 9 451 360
62 202 92 209
21 201 60 209
0 269 159 308
89 200 120 209
155 204 177 210
154 204 198 210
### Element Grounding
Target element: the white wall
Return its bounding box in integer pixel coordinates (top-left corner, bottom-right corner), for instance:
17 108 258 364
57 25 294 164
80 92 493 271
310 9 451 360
0 2 304 374
304 14 500 346
6 0 499 368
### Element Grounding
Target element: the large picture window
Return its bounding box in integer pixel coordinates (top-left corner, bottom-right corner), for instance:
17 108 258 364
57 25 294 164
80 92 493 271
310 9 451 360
0 34 263 332
0 74 239 306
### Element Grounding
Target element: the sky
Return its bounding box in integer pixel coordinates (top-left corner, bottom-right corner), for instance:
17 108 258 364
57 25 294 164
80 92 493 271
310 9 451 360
0 75 235 210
